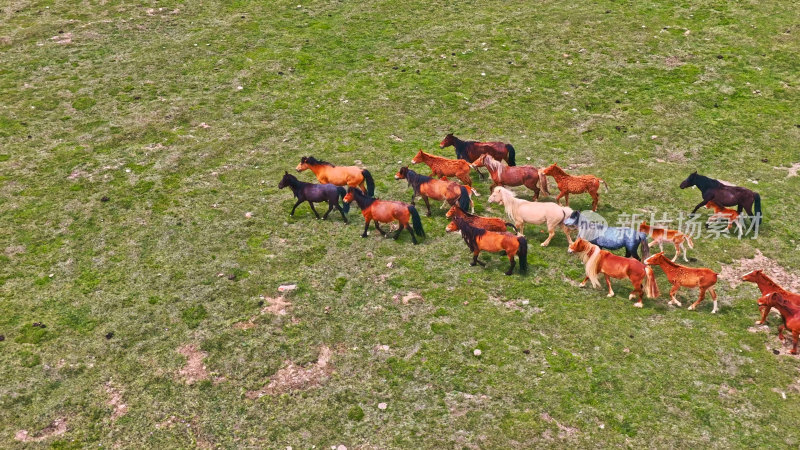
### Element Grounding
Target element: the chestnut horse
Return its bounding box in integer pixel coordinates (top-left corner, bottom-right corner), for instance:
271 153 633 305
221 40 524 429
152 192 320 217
704 201 743 236
488 186 573 247
296 156 375 196
542 164 608 211
440 133 516 179
757 293 800 354
679 171 761 226
343 187 424 244
395 166 472 215
639 221 694 262
471 154 550 200
645 252 719 313
411 150 472 186
447 216 527 275
446 205 517 233
568 238 659 307
742 270 800 325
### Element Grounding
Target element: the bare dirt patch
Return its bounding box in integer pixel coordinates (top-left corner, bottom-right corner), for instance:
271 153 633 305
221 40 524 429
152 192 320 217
393 292 423 304
51 33 72 44
233 296 291 329
105 382 128 420
774 162 800 178
664 56 684 68
540 412 579 439
445 392 490 418
246 346 333 399
4 244 25 257
15 417 67 442
177 345 209 384
719 249 800 292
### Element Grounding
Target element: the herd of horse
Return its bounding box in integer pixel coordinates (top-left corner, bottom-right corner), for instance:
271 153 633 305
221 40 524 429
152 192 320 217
280 134 798 354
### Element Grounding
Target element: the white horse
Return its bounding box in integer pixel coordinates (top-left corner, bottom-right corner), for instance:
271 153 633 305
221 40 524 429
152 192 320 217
488 187 574 247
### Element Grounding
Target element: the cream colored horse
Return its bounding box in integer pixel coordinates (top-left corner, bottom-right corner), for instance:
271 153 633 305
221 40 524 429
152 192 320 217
487 187 573 247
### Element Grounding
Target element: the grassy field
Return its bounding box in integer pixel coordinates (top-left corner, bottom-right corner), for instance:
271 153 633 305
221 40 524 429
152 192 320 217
2 0 800 447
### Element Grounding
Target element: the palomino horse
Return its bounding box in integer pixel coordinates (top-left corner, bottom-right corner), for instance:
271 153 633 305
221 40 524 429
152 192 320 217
445 205 517 233
564 211 650 260
568 238 659 307
639 221 694 262
411 150 473 186
395 166 473 215
645 252 719 313
278 172 349 222
542 164 608 211
487 187 573 247
471 154 550 201
446 216 527 275
296 156 375 196
742 270 800 325
704 201 743 236
679 171 761 225
758 293 800 354
343 187 424 244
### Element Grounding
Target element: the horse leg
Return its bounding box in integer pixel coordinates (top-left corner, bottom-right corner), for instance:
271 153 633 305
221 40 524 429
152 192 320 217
708 286 718 314
541 226 556 247
361 218 371 237
605 274 614 297
658 241 664 253
688 287 706 311
590 191 598 211
423 196 432 217
630 278 644 307
505 254 515 276
554 192 564 206
308 201 321 219
690 199 709 215
290 199 304 216
563 193 570 207
778 324 786 341
560 224 574 244
336 203 348 223
579 276 589 288
323 202 334 220
373 221 387 236
470 251 485 267
757 305 771 325
405 223 419 245
668 284 682 306
671 242 679 262
792 331 800 355
680 242 689 262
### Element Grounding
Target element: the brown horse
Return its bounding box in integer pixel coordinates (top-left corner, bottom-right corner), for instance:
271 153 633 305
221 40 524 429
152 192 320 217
639 221 694 262
395 166 472 215
645 252 719 313
440 133 516 168
758 293 800 354
704 201 743 236
679 172 761 226
542 164 608 211
447 216 527 275
343 187 424 244
568 238 659 307
471 154 550 201
296 156 375 196
411 150 472 186
445 205 517 233
742 270 800 325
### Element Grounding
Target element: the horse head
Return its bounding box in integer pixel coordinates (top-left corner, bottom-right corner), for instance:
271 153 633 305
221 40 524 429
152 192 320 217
563 210 582 228
757 292 781 307
679 171 697 189
394 166 409 179
741 270 764 283
296 157 310 172
487 186 506 205
411 150 424 164
567 238 589 254
278 171 292 189
471 154 487 167
644 252 667 265
542 163 559 176
343 187 357 204
445 205 459 218
445 220 460 233
440 133 455 148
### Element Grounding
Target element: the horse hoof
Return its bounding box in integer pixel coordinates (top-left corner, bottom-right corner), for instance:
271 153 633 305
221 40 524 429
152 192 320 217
688 305 695 311
361 234 368 238
505 272 512 276
470 262 477 267
756 321 764 325
540 242 548 247
607 293 614 298
633 302 643 308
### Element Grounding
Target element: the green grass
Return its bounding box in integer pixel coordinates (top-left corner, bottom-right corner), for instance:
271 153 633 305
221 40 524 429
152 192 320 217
1 0 800 447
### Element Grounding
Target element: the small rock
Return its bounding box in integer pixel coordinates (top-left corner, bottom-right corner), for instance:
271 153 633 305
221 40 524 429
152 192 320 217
717 55 723 59
227 274 237 281
101 196 110 202
245 212 253 218
378 402 387 410
33 322 45 328
623 348 630 353
278 284 297 292
773 349 780 355
105 332 114 339
337 446 347 450
761 158 768 163
386 262 393 268
522 349 530 354
473 349 482 356
0 335 5 342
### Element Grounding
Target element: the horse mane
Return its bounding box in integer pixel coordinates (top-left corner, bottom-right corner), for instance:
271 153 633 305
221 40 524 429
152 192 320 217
769 293 800 313
305 156 334 167
572 239 602 288
404 168 433 188
547 164 567 176
482 154 503 177
691 173 721 191
282 173 304 189
750 271 786 293
347 187 375 208
495 187 524 224
454 216 486 252
453 205 476 217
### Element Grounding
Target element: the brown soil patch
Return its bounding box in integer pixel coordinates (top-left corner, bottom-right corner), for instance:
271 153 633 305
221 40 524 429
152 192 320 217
719 249 800 292
177 345 209 384
105 382 128 420
445 392 490 418
246 346 333 399
51 33 72 44
664 56 684 68
774 162 800 178
4 244 25 257
15 417 67 442
540 412 579 439
233 296 291 329
393 292 423 304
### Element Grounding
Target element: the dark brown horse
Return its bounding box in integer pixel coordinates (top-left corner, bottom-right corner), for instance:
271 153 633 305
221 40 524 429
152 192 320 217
440 133 516 167
472 154 549 200
679 172 762 226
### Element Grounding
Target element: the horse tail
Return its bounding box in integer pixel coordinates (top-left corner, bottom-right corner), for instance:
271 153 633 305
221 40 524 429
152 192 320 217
685 234 694 249
754 193 762 226
537 168 550 197
585 246 602 289
361 169 375 196
337 186 350 214
457 186 471 212
600 178 609 192
505 222 519 233
506 144 516 166
408 205 425 238
639 233 650 260
517 236 528 272
644 266 660 298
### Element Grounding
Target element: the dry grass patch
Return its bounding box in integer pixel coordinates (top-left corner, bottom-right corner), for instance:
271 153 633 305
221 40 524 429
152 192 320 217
15 417 67 443
105 382 128 421
177 345 209 385
246 346 333 399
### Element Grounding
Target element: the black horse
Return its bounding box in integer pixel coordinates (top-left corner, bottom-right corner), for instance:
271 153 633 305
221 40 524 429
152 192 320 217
564 211 650 260
679 172 761 225
278 172 349 222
